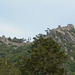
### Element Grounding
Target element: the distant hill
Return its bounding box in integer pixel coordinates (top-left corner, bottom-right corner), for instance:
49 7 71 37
0 35 31 47
0 36 31 62
44 24 75 74
46 24 75 60
0 24 75 74
0 40 31 62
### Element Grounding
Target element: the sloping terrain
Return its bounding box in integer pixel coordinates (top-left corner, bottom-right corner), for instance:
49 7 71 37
0 41 31 62
0 24 75 75
46 24 75 75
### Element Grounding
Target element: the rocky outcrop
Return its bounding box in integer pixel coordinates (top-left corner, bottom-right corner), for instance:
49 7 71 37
45 24 75 61
49 24 75 43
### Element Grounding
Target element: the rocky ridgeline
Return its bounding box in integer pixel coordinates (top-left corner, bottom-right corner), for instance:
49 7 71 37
46 24 75 61
0 35 25 47
50 24 75 43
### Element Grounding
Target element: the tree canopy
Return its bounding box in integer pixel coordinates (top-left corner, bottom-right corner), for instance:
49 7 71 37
18 36 67 75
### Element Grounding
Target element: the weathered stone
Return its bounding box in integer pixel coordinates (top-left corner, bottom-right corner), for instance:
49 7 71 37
0 35 25 47
49 24 75 43
67 24 74 29
70 56 74 61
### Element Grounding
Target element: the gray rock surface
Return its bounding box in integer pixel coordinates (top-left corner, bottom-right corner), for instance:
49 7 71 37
45 24 75 61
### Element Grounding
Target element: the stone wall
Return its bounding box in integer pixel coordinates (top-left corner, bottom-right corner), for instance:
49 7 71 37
0 35 25 47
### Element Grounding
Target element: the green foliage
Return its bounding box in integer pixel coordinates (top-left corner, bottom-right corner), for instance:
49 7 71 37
0 58 21 75
18 36 67 75
66 60 75 72
70 29 75 33
55 31 75 74
8 37 25 43
8 37 11 41
66 43 75 59
0 42 31 62
0 42 31 75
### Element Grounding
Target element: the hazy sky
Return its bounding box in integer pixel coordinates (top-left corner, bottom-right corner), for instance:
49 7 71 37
0 0 75 40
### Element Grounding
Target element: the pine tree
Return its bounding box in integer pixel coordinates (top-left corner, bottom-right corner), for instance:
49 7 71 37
19 36 67 75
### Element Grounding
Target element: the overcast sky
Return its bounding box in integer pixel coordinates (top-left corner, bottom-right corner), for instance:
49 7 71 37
0 0 75 40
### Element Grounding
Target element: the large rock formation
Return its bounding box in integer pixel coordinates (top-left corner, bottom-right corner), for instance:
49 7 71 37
45 24 75 61
50 24 75 43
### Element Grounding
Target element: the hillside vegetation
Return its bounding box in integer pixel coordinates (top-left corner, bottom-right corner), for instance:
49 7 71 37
0 24 75 75
0 35 67 75
45 24 75 75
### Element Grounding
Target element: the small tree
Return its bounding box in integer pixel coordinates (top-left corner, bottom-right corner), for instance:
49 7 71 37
19 36 67 75
8 37 11 41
